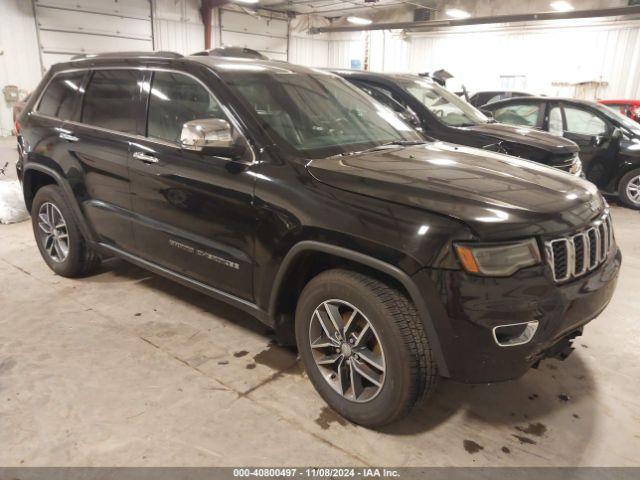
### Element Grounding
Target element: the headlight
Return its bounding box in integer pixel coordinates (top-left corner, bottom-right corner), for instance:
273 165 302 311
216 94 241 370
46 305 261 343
569 155 582 176
455 239 541 276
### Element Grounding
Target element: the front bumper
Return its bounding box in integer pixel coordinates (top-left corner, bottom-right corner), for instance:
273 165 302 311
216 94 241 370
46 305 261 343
413 245 621 383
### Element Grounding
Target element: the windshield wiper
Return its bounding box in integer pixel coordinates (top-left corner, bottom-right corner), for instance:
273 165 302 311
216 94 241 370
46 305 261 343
338 140 427 156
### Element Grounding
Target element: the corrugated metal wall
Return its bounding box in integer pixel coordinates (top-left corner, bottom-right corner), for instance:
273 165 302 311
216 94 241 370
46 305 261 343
220 9 288 61
2 1 640 135
0 0 41 136
407 19 640 100
327 32 366 69
153 0 211 55
288 15 329 67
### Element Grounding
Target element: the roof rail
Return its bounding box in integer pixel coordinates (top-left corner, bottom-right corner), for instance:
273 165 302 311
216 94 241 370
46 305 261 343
70 51 183 61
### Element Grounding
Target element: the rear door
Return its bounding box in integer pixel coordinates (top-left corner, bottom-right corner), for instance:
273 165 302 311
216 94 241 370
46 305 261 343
559 103 615 187
67 69 144 251
128 69 256 300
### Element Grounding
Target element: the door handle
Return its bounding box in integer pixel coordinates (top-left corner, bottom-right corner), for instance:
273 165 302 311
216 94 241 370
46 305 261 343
133 151 159 164
59 132 78 142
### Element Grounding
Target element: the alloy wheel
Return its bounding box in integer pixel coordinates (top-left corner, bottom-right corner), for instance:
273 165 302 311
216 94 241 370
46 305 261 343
626 175 640 205
37 202 69 263
309 299 386 403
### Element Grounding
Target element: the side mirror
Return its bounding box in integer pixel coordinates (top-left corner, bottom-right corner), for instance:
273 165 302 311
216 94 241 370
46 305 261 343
179 118 246 158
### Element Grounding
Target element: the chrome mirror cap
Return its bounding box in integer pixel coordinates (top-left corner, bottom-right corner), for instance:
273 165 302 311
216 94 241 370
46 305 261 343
179 118 234 151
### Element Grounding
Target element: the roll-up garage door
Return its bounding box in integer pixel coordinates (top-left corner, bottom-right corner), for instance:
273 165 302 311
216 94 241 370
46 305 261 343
33 0 153 71
220 9 288 61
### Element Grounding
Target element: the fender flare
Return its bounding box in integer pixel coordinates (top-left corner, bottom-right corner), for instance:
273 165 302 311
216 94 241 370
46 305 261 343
22 164 96 244
268 240 450 377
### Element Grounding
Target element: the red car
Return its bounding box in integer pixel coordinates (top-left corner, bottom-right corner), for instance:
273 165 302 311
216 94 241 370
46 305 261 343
600 100 640 123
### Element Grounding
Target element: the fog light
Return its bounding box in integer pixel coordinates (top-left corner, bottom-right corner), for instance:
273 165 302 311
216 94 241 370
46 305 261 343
492 321 539 347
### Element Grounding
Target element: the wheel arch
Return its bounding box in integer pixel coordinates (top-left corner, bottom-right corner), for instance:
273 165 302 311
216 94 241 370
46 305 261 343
22 164 96 244
269 240 450 377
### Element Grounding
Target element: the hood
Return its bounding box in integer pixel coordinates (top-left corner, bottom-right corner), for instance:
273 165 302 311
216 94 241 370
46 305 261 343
307 142 604 240
462 123 579 155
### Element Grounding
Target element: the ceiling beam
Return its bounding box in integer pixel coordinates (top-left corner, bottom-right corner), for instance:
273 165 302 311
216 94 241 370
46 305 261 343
310 5 640 33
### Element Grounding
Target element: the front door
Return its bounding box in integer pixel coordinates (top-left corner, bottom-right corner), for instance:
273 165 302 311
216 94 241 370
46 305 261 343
560 103 617 188
128 69 256 301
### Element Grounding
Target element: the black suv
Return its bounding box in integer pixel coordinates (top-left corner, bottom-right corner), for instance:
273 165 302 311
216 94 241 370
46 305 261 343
334 71 583 176
483 96 640 209
16 53 621 427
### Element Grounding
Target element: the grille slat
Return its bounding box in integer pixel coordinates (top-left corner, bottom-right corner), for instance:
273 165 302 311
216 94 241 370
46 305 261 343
546 211 613 283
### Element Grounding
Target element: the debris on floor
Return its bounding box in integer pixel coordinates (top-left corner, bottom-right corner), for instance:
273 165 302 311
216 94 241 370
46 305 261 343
0 180 29 224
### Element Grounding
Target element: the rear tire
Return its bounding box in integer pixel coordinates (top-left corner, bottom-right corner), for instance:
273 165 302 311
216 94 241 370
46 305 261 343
618 169 640 209
295 269 438 428
31 185 100 277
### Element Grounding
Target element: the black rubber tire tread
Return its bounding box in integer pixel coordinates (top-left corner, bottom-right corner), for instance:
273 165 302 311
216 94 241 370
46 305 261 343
31 185 101 277
296 268 438 427
618 168 640 209
342 270 438 408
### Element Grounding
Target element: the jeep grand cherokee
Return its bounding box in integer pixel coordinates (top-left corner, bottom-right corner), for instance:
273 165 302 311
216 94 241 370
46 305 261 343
16 53 621 427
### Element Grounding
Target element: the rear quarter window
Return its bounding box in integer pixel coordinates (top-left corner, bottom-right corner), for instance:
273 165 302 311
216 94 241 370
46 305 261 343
37 71 86 120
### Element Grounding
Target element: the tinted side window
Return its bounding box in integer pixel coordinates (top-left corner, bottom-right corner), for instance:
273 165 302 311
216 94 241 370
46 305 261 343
37 71 85 120
82 70 141 134
147 71 225 143
564 106 607 136
493 102 542 127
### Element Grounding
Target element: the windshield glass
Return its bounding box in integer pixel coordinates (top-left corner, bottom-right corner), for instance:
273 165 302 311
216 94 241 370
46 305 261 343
218 65 421 156
400 78 489 127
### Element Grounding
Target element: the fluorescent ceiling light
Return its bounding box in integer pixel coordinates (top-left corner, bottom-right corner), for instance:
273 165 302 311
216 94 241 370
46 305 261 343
233 0 259 4
347 16 372 25
550 1 574 12
445 8 471 19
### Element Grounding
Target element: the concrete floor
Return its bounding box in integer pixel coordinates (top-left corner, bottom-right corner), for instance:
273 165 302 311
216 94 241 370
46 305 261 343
1 135 639 466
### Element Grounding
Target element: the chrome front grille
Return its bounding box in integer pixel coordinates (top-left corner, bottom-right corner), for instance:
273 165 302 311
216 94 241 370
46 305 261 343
545 211 614 283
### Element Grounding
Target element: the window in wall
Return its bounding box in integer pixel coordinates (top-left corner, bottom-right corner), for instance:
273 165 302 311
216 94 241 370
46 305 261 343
82 70 141 134
493 103 542 127
147 71 226 143
37 71 86 120
564 107 607 136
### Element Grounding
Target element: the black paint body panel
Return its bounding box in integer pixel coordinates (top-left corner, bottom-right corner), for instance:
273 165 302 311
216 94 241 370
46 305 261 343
16 55 621 383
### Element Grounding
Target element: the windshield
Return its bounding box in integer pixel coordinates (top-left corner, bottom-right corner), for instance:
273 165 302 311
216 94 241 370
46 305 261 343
219 65 421 157
400 78 489 127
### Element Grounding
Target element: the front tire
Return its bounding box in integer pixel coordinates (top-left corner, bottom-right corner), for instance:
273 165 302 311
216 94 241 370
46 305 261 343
618 169 640 209
295 269 438 428
31 185 100 277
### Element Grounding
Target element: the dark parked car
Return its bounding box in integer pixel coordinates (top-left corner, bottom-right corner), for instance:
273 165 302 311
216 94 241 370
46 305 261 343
484 96 640 209
16 53 620 427
469 90 534 108
334 71 583 176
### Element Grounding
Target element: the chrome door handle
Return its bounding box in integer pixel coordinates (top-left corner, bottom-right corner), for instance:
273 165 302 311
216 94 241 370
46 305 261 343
59 133 78 142
133 151 159 164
